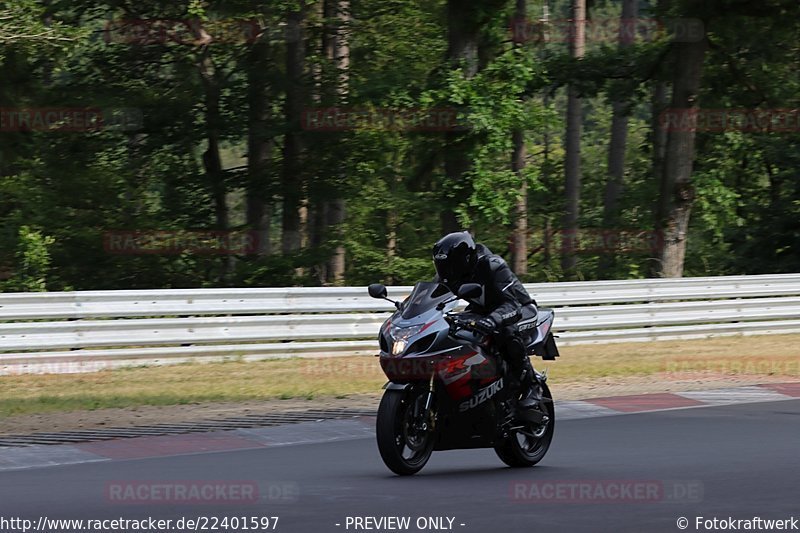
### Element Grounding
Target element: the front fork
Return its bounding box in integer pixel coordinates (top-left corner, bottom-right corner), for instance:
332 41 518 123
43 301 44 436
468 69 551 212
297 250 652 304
414 374 436 433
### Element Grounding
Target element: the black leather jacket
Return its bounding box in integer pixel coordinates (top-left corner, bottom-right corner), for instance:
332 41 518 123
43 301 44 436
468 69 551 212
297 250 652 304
437 243 535 327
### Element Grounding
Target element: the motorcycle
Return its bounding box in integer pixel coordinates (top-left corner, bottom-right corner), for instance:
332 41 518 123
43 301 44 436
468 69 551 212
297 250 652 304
368 281 560 476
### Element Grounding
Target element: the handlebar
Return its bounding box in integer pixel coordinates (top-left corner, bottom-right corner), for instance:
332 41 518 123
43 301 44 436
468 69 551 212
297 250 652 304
445 313 496 336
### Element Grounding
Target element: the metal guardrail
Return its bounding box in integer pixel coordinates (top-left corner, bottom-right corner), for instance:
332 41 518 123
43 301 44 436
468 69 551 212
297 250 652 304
2 274 800 373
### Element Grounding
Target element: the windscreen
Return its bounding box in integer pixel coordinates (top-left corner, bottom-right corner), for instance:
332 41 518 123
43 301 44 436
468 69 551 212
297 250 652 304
400 282 452 319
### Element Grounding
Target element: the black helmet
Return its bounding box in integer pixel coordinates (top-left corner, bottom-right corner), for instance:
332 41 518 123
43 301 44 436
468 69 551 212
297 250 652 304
432 231 477 289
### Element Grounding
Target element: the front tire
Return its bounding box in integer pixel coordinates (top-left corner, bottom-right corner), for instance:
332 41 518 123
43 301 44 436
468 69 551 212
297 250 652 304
376 386 435 476
495 382 555 468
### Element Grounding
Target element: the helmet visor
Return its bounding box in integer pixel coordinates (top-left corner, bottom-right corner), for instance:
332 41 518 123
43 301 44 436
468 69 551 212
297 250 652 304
434 257 456 284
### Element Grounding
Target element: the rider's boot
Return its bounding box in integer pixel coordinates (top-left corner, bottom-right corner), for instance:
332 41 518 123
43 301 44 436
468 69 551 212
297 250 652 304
504 332 546 410
517 357 545 410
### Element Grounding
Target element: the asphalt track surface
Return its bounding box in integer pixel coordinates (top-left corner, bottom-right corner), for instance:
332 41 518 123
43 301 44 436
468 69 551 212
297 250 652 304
1 400 799 533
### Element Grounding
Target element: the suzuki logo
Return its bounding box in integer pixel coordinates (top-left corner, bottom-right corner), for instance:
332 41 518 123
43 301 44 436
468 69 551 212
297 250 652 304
458 378 504 412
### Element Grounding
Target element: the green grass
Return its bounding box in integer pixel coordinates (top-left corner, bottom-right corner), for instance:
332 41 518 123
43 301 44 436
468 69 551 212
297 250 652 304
1 334 799 417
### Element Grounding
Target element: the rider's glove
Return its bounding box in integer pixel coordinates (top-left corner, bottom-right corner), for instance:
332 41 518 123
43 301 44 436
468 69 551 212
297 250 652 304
471 316 496 335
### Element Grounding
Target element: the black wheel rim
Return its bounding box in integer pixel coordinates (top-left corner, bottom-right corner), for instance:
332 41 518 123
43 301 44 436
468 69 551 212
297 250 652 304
394 389 432 464
514 399 554 459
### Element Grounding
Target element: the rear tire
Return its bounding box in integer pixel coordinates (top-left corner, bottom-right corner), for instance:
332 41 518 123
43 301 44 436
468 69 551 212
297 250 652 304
495 382 555 468
376 386 435 476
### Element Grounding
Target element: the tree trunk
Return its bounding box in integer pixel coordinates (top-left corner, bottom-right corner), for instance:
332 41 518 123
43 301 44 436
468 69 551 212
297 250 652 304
441 0 480 235
387 210 398 259
197 44 234 282
197 49 227 231
308 199 327 283
446 1 480 78
281 5 307 254
650 0 670 277
544 218 552 266
648 80 670 280
325 198 346 283
246 39 273 256
542 88 552 270
509 0 528 276
561 0 586 277
511 128 528 275
766 161 782 212
322 0 349 284
656 35 708 277
599 0 638 276
651 81 669 216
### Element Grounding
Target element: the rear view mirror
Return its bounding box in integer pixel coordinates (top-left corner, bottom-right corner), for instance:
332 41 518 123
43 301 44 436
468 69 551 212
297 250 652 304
457 283 482 300
368 283 388 299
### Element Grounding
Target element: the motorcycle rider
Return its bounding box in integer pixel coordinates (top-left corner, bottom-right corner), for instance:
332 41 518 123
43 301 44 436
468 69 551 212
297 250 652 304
432 231 543 408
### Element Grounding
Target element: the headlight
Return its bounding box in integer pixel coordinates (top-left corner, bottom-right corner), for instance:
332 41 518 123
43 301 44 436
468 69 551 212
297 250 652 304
390 324 423 355
390 324 423 340
392 339 407 355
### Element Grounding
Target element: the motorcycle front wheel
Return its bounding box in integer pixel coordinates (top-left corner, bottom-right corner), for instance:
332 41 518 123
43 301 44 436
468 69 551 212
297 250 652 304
494 381 555 468
376 385 435 476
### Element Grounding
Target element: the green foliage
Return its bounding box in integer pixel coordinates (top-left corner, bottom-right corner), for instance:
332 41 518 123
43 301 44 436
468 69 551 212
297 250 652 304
0 0 798 292
0 0 86 53
3 226 56 292
447 48 554 226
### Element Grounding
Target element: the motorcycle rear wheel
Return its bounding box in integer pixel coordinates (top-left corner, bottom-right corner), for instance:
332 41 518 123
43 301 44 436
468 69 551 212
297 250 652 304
376 386 435 476
494 382 555 468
